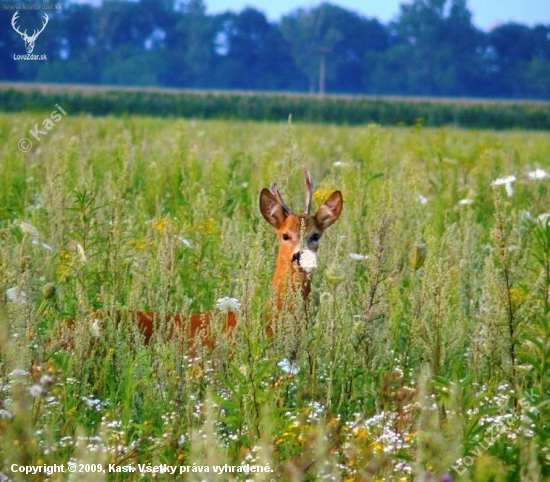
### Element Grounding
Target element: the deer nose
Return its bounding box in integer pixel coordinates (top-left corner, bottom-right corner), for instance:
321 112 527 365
292 252 301 264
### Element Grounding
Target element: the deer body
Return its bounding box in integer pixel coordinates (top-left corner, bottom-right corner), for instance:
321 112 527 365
110 310 237 349
61 171 342 352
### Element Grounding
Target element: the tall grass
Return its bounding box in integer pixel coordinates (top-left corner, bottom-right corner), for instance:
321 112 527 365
0 113 549 480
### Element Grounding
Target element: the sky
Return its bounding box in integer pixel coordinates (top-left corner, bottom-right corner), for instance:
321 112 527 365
204 0 550 30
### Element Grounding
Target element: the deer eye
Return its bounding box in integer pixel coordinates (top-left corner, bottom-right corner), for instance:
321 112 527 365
310 233 320 243
282 233 291 241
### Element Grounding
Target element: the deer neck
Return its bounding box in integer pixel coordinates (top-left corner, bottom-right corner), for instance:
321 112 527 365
271 252 312 312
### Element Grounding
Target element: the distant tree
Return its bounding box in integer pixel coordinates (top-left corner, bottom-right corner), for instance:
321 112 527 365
523 57 550 98
444 0 488 95
0 0 547 98
37 0 176 85
93 0 170 52
36 4 101 83
280 3 343 93
161 0 217 87
102 50 167 85
317 6 389 93
375 0 484 96
488 23 550 97
213 8 301 90
280 3 387 94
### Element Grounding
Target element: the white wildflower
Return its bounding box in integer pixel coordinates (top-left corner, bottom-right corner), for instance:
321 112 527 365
39 375 53 386
528 168 550 180
83 396 101 410
19 221 39 239
458 198 473 206
90 318 101 338
492 175 516 186
333 161 346 167
492 175 516 197
278 358 299 375
418 195 428 205
299 249 318 272
29 385 43 397
520 210 533 222
537 213 550 224
349 253 370 261
0 409 13 419
31 195 43 210
19 221 52 250
6 287 27 304
69 241 87 264
215 297 241 312
175 236 192 248
32 240 53 251
9 369 29 379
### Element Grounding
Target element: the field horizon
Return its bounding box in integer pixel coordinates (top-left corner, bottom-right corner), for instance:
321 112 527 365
1 82 550 131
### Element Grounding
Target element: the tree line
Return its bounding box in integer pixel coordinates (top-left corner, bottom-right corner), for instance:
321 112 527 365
2 0 550 98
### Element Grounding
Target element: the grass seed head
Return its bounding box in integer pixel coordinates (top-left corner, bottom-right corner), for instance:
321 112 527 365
409 243 427 271
42 283 56 299
325 264 345 284
300 249 318 273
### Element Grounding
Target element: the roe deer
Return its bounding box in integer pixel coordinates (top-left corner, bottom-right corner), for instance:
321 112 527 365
61 170 342 351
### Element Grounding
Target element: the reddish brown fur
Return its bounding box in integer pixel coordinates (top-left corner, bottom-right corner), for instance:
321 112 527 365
98 310 237 349
54 310 237 355
260 190 343 312
56 174 342 352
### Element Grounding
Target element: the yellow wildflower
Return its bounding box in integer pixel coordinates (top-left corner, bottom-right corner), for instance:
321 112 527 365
369 441 384 452
195 217 217 234
351 427 369 441
152 215 170 233
313 187 337 204
509 287 525 306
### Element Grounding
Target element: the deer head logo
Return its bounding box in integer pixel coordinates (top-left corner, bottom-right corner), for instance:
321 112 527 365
11 11 49 54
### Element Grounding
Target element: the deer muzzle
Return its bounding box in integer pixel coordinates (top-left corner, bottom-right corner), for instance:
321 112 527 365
293 249 318 273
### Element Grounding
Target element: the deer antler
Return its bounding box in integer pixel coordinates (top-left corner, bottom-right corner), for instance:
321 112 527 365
269 183 295 215
11 11 48 40
11 11 25 37
304 169 314 214
29 13 48 40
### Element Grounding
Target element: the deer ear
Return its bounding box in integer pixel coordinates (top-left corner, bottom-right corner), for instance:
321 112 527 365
260 189 287 229
314 191 343 230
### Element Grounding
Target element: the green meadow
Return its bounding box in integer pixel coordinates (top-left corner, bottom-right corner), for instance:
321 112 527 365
1 111 549 481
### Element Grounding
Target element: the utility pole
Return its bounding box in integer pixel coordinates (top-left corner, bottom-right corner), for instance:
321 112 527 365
318 48 330 96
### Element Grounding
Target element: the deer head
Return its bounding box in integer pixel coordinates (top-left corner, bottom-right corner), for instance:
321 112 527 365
12 11 49 54
260 169 343 305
